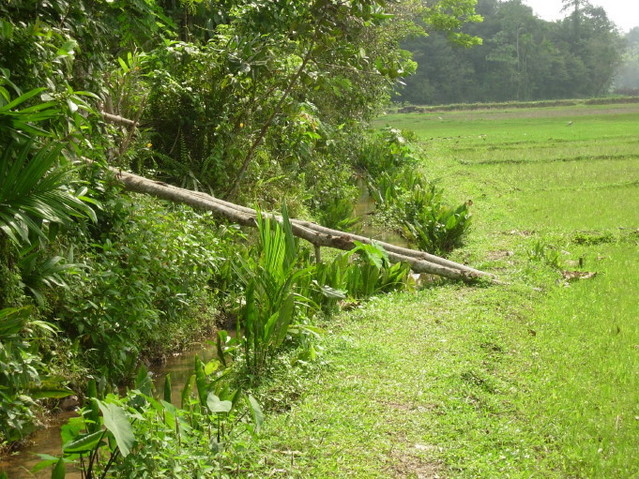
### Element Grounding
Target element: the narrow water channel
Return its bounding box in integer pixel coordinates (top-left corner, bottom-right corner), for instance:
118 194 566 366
2 188 407 477
354 181 409 248
0 341 218 478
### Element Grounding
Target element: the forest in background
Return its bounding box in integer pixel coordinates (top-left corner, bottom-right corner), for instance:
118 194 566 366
397 0 639 105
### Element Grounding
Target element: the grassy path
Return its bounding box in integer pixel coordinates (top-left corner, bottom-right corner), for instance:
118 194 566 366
245 104 639 478
249 285 540 477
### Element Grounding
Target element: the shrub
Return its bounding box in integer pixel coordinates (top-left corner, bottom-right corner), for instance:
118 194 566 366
57 192 238 382
400 183 472 255
233 207 316 377
0 307 70 443
43 363 262 478
361 130 472 256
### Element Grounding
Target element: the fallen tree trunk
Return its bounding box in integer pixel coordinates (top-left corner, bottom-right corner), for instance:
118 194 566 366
101 112 136 127
102 165 495 282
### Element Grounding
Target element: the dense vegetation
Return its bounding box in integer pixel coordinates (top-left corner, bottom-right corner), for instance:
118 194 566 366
399 0 628 104
0 0 478 469
2 0 635 476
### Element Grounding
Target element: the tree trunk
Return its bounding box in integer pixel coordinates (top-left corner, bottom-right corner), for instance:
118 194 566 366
103 165 495 283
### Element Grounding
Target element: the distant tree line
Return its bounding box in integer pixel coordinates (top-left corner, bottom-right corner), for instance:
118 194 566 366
397 0 627 104
615 27 639 94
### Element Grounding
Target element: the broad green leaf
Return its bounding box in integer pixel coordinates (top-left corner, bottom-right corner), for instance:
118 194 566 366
206 392 232 414
85 383 102 434
180 374 195 409
32 454 73 473
194 356 208 406
0 87 45 111
63 430 104 453
160 400 177 430
248 395 264 432
97 402 135 457
135 366 153 397
30 388 74 399
117 56 130 73
60 416 85 446
51 457 65 479
319 284 346 299
163 374 172 404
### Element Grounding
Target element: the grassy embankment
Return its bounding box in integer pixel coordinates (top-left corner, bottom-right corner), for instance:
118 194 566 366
244 102 639 477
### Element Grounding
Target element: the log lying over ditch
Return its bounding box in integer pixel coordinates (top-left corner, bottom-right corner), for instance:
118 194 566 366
101 112 136 127
104 165 494 282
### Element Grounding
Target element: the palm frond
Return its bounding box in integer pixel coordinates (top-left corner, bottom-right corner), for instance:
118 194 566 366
0 141 96 245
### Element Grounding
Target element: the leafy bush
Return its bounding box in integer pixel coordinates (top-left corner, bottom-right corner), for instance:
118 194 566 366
316 196 360 232
0 307 70 442
400 183 473 255
57 192 238 382
43 362 262 478
356 127 418 178
233 207 317 377
361 129 472 255
313 241 410 310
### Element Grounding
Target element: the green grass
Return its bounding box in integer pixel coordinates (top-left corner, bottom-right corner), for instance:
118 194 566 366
243 103 639 477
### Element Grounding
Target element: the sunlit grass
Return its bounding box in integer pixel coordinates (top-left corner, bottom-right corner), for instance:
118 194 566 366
395 102 639 477
244 103 639 477
520 242 639 477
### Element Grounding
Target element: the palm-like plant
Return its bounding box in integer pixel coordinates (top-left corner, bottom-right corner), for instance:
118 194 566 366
0 76 97 246
0 141 96 245
234 206 315 375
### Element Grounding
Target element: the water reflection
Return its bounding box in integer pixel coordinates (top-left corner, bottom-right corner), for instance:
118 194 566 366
0 340 219 478
150 341 217 404
0 411 80 478
354 182 410 248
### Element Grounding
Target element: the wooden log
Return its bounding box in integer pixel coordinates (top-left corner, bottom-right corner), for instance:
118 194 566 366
101 165 494 283
186 188 487 277
101 112 136 127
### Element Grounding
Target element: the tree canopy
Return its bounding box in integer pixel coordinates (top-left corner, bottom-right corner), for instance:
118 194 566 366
0 0 478 201
397 0 625 104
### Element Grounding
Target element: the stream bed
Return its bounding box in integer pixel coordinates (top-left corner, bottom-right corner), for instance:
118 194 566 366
0 341 218 478
2 188 407 477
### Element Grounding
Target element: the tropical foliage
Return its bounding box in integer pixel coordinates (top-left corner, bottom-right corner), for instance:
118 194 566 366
0 0 481 460
361 128 472 254
41 365 262 478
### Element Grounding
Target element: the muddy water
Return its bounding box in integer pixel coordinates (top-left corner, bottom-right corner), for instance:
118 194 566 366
0 411 80 478
150 341 217 404
354 182 410 248
0 341 218 478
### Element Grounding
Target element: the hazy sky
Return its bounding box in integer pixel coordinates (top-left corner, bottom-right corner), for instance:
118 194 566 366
522 0 639 33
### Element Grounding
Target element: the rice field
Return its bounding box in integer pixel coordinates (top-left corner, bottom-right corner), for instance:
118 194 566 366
245 102 639 478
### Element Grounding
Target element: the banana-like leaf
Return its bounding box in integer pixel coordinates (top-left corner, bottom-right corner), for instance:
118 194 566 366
97 401 135 458
206 392 232 414
63 430 104 454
